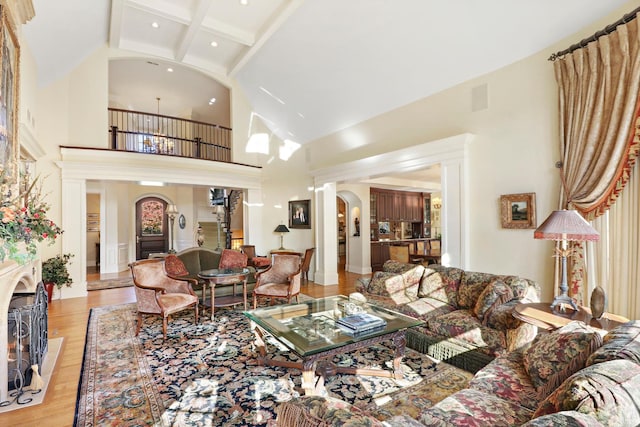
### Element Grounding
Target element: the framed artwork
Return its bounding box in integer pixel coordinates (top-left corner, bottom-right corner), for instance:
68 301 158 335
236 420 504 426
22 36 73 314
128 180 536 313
0 6 19 185
289 199 311 229
500 193 537 229
87 213 100 232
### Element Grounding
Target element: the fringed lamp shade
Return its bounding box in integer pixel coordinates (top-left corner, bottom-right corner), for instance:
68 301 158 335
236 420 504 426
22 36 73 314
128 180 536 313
534 209 599 312
534 210 600 242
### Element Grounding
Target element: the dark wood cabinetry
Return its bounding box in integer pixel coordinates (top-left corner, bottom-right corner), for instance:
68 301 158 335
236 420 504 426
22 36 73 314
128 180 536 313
371 241 391 270
371 188 423 222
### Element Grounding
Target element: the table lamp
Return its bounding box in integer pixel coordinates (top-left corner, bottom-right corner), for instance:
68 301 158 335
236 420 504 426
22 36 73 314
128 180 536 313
534 209 599 312
274 224 290 249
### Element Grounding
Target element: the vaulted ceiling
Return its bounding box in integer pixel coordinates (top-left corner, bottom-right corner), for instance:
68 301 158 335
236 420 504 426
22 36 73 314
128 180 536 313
22 0 632 148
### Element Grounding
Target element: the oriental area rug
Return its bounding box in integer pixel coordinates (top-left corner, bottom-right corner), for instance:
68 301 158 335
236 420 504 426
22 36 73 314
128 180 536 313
74 303 472 426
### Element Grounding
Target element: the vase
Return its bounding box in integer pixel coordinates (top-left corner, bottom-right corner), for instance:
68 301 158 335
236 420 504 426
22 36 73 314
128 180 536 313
590 285 606 319
44 282 54 303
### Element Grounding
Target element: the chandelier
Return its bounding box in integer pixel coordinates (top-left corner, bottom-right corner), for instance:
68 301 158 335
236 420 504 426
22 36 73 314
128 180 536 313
143 97 174 154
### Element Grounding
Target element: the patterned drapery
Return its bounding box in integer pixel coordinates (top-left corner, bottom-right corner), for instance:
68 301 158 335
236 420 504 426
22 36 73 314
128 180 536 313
553 14 640 304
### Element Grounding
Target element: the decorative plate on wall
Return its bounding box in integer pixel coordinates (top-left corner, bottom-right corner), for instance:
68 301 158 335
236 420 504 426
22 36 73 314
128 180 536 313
178 214 186 229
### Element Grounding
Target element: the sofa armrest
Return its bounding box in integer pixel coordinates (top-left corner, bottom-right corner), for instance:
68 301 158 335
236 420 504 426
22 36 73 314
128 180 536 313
486 301 538 351
355 277 370 293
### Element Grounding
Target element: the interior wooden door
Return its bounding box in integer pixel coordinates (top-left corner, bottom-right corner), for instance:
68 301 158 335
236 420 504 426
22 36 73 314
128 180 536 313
136 197 168 259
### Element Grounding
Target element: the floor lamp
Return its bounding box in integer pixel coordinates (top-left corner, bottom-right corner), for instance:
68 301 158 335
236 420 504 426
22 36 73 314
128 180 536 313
534 209 599 312
165 204 179 254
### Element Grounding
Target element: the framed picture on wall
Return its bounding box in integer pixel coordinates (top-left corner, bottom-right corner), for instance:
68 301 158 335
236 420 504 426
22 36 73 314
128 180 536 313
289 199 311 229
0 6 20 186
500 193 537 229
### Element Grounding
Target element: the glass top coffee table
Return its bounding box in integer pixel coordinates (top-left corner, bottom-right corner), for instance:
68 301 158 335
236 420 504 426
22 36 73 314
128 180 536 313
244 295 424 395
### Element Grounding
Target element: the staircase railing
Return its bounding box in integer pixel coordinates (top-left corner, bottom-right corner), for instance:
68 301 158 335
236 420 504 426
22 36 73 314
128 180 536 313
108 108 232 162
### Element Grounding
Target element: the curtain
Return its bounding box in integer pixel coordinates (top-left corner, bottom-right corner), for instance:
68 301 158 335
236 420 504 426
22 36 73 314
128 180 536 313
553 14 640 306
591 159 640 319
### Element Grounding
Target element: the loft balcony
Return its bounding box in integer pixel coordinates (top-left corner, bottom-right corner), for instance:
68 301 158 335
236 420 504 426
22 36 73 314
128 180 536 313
108 108 232 162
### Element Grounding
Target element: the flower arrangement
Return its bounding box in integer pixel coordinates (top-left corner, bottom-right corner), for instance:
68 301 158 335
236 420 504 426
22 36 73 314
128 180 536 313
0 176 63 263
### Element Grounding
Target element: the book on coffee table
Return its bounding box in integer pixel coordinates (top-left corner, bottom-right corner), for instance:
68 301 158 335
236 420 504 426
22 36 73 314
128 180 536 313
336 312 386 333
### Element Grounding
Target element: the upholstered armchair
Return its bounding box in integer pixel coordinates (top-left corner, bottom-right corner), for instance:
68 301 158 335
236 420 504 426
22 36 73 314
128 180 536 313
129 259 199 340
240 245 271 269
164 253 207 304
252 254 302 308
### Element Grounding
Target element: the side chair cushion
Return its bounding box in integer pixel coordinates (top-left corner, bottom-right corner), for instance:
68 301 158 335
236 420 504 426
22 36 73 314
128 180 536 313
158 293 199 315
219 249 248 269
252 256 271 268
523 321 604 399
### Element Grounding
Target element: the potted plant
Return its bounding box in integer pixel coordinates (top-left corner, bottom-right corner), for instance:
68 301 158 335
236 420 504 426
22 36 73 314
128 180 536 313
42 253 74 302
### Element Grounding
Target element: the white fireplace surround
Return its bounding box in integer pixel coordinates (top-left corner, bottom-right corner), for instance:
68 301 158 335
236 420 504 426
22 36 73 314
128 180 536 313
0 258 41 402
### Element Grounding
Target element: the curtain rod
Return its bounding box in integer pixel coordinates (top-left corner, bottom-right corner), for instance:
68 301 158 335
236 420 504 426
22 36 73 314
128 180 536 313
548 6 640 61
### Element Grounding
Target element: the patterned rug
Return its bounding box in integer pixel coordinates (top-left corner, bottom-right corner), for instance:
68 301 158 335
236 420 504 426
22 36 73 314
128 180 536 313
86 277 133 291
74 303 472 426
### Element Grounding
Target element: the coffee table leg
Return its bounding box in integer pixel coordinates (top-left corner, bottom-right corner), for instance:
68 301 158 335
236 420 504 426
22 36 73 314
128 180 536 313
242 277 248 310
301 359 318 395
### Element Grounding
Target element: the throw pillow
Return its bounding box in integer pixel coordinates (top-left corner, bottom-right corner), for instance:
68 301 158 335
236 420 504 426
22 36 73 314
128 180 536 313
473 279 514 323
523 321 603 399
533 359 640 426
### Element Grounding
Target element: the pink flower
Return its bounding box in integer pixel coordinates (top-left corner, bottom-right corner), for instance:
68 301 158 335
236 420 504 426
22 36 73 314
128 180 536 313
42 233 48 239
0 207 15 223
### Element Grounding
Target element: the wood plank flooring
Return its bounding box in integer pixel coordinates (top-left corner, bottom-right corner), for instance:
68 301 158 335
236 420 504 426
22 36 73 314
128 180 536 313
0 264 363 426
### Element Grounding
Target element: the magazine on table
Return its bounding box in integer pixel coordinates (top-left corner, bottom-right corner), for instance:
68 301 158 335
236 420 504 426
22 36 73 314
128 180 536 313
336 312 386 332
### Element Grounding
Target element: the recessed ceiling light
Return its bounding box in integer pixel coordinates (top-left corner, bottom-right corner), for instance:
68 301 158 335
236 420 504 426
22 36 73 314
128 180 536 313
208 98 216 105
151 22 159 28
210 41 218 47
240 0 248 5
167 67 173 72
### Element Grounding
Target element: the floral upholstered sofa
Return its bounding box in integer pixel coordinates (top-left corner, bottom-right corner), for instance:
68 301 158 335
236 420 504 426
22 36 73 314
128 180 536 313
275 320 640 426
355 261 541 372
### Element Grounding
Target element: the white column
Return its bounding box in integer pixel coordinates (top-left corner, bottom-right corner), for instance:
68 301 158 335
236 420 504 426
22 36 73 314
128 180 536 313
441 157 468 268
314 182 339 285
244 188 265 252
61 178 88 299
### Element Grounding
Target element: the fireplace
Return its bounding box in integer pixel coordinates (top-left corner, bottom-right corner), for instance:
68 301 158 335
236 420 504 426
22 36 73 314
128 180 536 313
0 258 40 403
4 281 47 404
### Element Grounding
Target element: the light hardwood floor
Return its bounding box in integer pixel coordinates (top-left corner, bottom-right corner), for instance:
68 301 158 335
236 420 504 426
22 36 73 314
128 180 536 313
0 263 363 426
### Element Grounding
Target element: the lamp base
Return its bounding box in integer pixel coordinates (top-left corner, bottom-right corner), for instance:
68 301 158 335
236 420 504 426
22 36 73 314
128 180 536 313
550 293 579 313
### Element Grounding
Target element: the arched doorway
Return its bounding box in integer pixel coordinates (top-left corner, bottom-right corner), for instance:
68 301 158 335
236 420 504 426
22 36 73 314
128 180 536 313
337 196 347 272
135 197 169 259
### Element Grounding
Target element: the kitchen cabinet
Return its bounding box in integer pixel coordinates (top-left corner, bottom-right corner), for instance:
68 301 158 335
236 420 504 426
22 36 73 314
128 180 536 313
371 188 424 222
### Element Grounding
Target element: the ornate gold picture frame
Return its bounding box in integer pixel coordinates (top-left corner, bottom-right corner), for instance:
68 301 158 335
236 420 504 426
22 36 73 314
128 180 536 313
0 5 20 186
500 193 536 229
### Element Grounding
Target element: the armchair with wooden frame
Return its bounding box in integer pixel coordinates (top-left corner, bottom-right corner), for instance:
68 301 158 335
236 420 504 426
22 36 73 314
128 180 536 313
252 254 302 308
129 258 199 340
300 247 315 284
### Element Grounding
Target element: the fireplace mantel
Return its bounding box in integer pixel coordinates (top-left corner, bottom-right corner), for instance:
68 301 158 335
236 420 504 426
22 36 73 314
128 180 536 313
0 258 41 402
